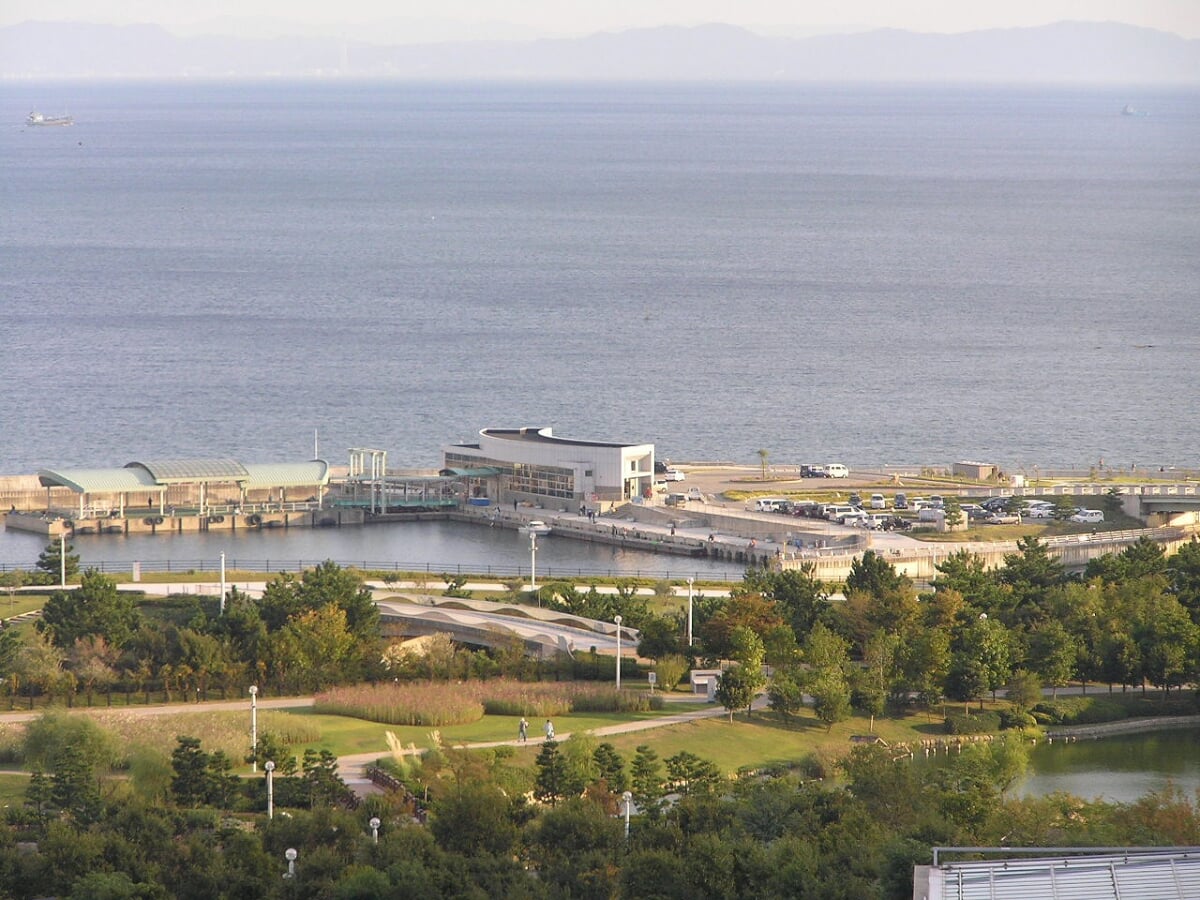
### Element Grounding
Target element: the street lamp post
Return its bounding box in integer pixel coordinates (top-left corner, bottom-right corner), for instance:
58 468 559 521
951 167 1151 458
219 551 226 615
59 531 66 588
369 816 381 844
623 791 633 839
284 848 297 879
614 615 623 691
248 685 258 773
529 531 538 594
265 760 275 819
686 577 695 647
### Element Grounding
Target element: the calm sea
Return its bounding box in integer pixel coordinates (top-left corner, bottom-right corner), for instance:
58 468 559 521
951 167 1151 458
2 81 1198 476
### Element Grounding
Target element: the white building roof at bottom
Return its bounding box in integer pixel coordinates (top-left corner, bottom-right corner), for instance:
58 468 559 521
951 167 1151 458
930 850 1200 900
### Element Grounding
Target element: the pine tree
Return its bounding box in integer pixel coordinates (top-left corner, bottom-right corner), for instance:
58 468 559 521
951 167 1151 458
630 745 664 819
534 738 567 806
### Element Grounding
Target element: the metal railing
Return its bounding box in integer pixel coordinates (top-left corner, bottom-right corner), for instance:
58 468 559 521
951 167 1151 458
0 557 741 583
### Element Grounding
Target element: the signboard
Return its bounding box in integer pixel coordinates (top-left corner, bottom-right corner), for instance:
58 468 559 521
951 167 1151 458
647 672 657 693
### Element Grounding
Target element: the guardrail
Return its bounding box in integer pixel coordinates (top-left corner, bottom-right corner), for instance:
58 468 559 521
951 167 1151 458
0 557 742 583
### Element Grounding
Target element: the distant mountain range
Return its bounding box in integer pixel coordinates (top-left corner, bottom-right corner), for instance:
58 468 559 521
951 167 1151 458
3 20 1198 83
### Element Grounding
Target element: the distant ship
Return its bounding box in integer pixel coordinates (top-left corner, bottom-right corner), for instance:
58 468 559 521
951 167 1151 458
1120 104 1148 117
27 111 73 127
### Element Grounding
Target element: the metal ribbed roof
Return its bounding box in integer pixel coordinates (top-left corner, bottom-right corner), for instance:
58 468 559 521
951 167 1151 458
38 467 160 494
439 467 502 477
243 461 330 488
128 458 249 483
930 850 1200 900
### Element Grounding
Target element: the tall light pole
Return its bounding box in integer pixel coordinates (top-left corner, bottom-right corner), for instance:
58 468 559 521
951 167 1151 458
686 577 695 647
264 760 275 819
623 791 633 839
614 615 623 690
59 531 66 588
369 816 381 844
219 551 226 615
248 685 258 772
529 530 538 594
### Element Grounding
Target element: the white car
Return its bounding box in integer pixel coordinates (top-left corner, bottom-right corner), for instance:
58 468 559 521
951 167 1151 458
1025 504 1055 518
664 469 685 482
869 493 887 509
1070 509 1105 523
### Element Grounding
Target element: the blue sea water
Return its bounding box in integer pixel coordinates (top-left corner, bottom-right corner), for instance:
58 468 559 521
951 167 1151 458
2 81 1199 476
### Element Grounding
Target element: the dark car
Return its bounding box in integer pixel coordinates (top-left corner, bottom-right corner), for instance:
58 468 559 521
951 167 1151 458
894 493 908 509
848 493 863 508
654 460 669 474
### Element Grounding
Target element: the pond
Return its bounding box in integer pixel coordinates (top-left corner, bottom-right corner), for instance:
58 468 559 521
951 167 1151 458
1017 726 1200 804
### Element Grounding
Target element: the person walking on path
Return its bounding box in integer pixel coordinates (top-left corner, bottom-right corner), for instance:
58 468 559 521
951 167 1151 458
544 719 555 740
518 717 529 743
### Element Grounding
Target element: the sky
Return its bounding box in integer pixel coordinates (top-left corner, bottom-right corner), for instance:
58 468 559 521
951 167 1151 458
5 0 1200 40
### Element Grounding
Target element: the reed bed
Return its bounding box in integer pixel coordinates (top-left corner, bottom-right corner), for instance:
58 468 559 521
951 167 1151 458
314 679 658 725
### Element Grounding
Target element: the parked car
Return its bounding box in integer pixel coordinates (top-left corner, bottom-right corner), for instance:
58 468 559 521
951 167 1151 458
1070 509 1105 523
686 487 704 502
1025 504 1055 519
963 504 989 520
654 460 669 474
801 464 828 478
980 496 1011 512
984 512 1021 525
894 493 909 509
664 469 685 482
665 493 689 506
861 513 890 529
848 493 863 508
825 464 850 479
928 495 945 509
840 510 870 526
869 493 887 509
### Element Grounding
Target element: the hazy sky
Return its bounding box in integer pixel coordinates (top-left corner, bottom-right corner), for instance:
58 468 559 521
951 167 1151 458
6 0 1200 39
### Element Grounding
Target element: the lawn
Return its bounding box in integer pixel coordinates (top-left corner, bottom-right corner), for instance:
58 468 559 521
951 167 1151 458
0 772 29 807
283 704 711 759
0 594 53 619
599 707 947 776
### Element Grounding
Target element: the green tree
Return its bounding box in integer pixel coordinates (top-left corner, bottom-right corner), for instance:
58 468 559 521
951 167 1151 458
630 745 664 818
809 669 852 731
653 653 689 692
35 538 80 584
766 668 806 719
665 751 723 796
715 667 757 723
756 448 769 480
39 570 140 649
943 495 964 528
593 742 629 793
637 614 683 661
534 738 568 806
302 748 349 808
170 736 211 806
1049 494 1078 521
50 742 104 825
1025 619 1078 698
1006 669 1043 712
1167 539 1200 624
1 567 26 613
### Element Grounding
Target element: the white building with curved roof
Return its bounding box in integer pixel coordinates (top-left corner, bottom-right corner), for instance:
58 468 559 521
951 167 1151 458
443 426 655 507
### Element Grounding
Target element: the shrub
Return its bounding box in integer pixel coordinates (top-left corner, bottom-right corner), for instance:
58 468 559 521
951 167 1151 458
998 709 1037 730
944 710 1001 734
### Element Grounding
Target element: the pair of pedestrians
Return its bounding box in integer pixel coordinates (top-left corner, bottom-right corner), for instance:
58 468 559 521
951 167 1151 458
517 717 554 742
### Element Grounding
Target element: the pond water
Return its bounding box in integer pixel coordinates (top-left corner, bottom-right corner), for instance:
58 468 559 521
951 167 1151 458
1018 726 1200 804
0 518 745 583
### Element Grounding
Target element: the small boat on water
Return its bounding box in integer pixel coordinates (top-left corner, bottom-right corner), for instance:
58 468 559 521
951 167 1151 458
1120 104 1148 117
521 520 552 536
27 111 73 127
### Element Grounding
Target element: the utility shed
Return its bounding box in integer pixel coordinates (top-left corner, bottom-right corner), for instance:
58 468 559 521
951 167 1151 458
952 461 997 480
915 848 1200 900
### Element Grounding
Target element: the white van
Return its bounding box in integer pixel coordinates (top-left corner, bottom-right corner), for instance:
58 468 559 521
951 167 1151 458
1071 509 1104 523
824 504 855 521
825 464 849 479
754 497 787 512
869 493 887 509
